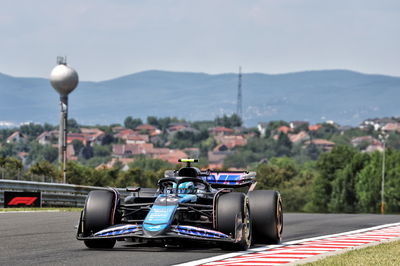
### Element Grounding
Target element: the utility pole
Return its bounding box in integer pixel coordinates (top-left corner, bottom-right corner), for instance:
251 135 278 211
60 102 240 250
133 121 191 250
378 133 388 214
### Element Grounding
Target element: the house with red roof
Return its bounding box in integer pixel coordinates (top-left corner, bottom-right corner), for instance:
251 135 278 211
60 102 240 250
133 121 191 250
135 124 161 136
288 131 310 143
209 127 235 136
114 129 136 140
112 143 155 157
154 149 187 164
277 126 291 134
208 144 234 166
305 139 335 151
6 131 27 144
382 123 400 133
214 135 247 149
126 134 148 144
351 136 381 147
36 131 58 145
308 124 322 131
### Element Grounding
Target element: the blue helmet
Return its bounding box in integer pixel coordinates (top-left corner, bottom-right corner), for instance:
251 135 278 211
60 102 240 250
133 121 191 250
174 182 195 194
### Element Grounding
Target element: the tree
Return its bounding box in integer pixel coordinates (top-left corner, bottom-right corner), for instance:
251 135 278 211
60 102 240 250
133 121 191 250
71 140 84 156
309 145 356 212
264 120 290 137
256 157 298 189
66 161 93 185
0 157 23 170
355 152 382 213
27 143 58 164
214 114 242 128
92 145 112 157
0 143 15 157
124 116 143 130
384 149 400 213
114 167 144 188
256 157 316 212
329 152 369 212
67 118 80 133
305 142 321 160
128 157 172 172
276 132 292 157
314 123 339 139
20 123 44 139
356 149 400 213
28 160 58 180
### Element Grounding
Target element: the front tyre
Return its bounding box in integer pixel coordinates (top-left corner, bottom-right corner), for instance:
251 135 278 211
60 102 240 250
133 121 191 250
82 190 118 249
216 192 252 251
248 190 283 244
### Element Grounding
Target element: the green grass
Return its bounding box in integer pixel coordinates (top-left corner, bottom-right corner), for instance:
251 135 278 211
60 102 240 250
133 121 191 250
305 240 400 266
0 207 81 212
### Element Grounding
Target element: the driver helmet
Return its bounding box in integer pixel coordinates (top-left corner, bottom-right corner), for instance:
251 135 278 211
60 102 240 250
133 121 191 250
174 182 195 194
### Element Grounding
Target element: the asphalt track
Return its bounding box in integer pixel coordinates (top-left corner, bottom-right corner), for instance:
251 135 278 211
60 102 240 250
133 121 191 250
0 211 399 266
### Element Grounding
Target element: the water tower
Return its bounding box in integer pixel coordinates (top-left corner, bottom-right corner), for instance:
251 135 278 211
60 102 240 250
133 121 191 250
50 57 79 183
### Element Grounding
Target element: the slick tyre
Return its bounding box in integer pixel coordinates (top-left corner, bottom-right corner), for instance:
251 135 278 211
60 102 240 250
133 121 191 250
216 192 252 251
83 190 118 249
248 190 283 244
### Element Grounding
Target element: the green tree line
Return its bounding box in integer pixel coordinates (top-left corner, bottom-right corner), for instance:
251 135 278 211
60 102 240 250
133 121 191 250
255 146 400 213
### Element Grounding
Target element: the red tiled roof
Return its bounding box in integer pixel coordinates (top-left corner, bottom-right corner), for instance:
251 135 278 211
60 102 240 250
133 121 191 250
214 135 247 149
277 126 291 134
136 124 157 131
126 135 147 141
307 139 335 145
6 131 27 142
308 124 322 131
115 129 137 139
288 131 310 143
382 123 400 132
209 127 235 133
169 125 187 131
112 143 155 156
154 150 187 164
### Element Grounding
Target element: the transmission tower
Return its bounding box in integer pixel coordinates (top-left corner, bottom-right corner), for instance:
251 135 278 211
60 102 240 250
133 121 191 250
236 66 243 120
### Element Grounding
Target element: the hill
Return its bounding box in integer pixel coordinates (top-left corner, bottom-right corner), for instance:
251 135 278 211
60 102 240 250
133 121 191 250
1 69 400 126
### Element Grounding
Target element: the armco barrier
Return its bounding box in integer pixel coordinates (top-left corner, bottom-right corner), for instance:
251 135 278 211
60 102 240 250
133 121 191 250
0 179 130 207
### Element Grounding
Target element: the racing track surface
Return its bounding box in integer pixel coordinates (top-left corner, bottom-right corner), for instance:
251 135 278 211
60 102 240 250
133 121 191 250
0 212 399 266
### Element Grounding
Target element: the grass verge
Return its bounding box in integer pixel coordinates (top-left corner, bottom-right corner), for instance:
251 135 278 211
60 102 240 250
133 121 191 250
0 207 81 212
305 240 400 266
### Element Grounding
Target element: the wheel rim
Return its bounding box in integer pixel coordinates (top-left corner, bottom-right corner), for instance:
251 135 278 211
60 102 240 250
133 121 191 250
276 198 283 238
244 205 251 244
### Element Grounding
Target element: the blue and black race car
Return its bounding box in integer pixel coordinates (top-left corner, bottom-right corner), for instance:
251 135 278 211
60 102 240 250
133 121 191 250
76 159 283 251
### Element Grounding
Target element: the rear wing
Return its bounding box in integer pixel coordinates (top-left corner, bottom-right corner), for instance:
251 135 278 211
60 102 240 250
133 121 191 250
200 171 256 188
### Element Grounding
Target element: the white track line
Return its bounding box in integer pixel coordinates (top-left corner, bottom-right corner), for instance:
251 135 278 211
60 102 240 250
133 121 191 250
0 210 60 214
174 222 400 266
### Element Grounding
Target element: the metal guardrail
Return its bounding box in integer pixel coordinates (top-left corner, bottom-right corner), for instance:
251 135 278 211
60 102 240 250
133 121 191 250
0 179 130 208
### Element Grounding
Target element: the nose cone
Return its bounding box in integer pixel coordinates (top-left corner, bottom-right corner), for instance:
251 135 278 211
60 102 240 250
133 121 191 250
50 64 79 96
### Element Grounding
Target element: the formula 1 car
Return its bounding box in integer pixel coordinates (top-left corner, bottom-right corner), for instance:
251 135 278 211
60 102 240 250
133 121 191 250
76 159 283 251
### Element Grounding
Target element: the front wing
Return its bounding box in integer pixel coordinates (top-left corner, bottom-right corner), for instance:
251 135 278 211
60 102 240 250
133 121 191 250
76 223 236 243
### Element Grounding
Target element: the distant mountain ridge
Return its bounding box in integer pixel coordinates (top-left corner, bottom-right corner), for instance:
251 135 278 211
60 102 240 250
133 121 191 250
0 69 399 127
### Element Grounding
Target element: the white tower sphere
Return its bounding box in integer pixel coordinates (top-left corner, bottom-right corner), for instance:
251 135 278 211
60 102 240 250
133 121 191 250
50 64 79 96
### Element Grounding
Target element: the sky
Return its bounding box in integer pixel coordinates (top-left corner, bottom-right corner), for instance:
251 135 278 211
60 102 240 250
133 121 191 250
0 0 399 81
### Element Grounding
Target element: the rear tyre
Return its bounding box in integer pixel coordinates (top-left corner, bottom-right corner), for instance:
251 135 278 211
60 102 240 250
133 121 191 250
83 190 118 249
248 190 283 244
216 192 251 251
